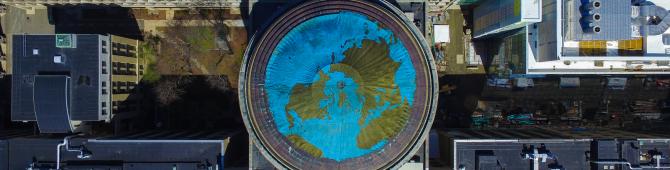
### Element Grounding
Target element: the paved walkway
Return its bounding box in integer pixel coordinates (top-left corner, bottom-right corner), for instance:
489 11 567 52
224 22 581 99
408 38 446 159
142 19 244 36
190 58 210 75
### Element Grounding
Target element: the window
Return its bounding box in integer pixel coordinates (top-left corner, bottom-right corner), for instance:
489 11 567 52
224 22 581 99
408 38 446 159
102 81 106 87
101 40 107 46
102 102 106 107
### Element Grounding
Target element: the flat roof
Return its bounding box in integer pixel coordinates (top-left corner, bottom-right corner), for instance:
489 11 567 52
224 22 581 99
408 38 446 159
453 140 591 170
441 129 670 170
1 131 233 169
525 0 670 74
11 34 103 121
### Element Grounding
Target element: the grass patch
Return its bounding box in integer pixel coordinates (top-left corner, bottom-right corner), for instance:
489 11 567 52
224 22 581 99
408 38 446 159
140 38 161 83
186 27 217 54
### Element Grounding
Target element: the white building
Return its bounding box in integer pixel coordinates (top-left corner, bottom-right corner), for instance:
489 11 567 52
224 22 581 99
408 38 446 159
527 0 670 74
474 0 670 75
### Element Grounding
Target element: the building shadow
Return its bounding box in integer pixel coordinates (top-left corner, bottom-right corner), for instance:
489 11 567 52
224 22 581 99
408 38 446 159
224 130 249 167
240 0 298 40
0 76 12 130
0 76 36 131
472 39 502 74
48 4 142 39
120 75 242 132
126 75 247 166
435 74 487 128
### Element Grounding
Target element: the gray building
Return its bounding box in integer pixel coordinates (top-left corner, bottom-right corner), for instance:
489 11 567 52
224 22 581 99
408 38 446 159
0 130 233 170
437 128 670 170
11 34 142 133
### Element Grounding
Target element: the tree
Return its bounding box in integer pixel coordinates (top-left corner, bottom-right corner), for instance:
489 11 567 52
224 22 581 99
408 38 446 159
206 75 231 92
154 76 193 106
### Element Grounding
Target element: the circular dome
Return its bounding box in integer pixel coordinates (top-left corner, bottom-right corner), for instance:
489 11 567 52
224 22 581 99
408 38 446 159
239 0 438 169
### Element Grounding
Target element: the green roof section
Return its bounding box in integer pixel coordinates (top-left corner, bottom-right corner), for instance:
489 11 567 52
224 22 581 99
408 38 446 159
55 34 76 48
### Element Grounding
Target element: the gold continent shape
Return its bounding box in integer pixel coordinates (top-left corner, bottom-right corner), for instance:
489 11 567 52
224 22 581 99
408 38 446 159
284 39 411 158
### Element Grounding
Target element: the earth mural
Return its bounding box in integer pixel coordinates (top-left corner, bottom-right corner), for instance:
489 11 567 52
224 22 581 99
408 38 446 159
264 12 417 161
240 0 437 169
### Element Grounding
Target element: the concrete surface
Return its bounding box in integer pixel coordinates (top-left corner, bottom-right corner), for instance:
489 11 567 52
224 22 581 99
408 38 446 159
1 5 55 74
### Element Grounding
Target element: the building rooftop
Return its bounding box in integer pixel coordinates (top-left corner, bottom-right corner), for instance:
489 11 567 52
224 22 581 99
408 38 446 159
33 75 73 133
440 128 670 170
564 0 632 41
525 0 670 74
0 130 233 169
11 34 105 123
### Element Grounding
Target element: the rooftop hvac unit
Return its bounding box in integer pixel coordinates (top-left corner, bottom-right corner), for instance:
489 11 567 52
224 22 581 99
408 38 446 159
580 0 603 34
587 0 601 10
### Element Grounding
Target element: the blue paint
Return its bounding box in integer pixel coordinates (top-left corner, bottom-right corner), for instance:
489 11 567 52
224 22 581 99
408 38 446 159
264 12 416 161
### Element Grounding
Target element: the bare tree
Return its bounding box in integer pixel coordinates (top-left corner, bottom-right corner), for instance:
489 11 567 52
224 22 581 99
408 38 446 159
155 76 193 106
206 75 231 92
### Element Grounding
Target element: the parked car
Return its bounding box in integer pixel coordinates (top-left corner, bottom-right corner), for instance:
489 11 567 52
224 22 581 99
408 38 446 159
657 79 670 88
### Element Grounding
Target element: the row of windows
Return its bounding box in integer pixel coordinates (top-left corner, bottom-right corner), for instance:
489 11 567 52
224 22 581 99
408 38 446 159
112 81 138 94
112 42 137 58
101 101 108 115
112 101 138 113
112 62 137 75
102 40 108 54
112 42 136 51
112 49 136 57
101 61 108 74
101 101 137 115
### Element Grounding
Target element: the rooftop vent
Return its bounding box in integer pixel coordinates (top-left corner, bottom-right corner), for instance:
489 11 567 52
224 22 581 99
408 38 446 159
54 55 64 64
582 13 602 23
581 0 602 10
592 1 601 9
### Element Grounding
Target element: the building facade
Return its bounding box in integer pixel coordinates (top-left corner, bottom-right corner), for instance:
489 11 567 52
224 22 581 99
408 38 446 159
472 0 541 39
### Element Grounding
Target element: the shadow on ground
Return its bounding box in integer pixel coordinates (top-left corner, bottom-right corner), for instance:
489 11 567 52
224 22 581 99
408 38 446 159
124 75 247 167
434 74 487 128
49 4 143 39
